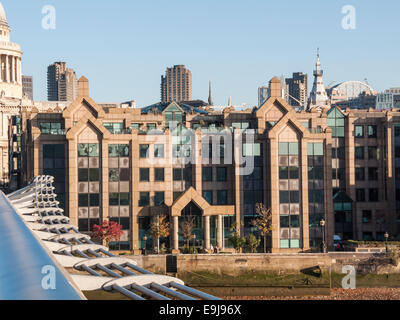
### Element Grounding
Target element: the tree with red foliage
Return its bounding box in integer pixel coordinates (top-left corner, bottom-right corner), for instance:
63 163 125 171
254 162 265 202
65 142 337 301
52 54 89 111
92 220 124 248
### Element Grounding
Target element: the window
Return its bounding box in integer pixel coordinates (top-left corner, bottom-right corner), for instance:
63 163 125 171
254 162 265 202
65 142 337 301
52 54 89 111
109 168 119 182
155 168 164 181
369 189 379 202
154 144 164 158
368 167 378 181
202 167 213 181
109 193 119 206
154 192 164 206
356 189 365 202
355 147 364 160
278 142 298 155
217 167 227 182
173 168 183 181
368 125 377 138
78 143 99 157
217 190 228 205
368 147 379 160
139 192 150 206
78 169 89 182
140 168 149 182
147 123 156 131
120 193 129 206
203 190 213 204
78 194 99 207
355 168 365 181
104 122 124 134
327 108 345 137
40 122 63 135
89 168 100 181
243 143 261 156
140 144 149 158
362 210 372 223
355 125 364 138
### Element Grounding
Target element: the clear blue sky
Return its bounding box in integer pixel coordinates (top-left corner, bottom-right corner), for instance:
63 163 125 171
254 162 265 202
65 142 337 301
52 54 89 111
3 0 400 106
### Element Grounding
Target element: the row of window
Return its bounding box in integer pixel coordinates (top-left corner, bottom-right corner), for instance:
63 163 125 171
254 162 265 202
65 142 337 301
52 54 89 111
355 167 379 181
355 146 380 160
355 189 380 202
355 125 378 138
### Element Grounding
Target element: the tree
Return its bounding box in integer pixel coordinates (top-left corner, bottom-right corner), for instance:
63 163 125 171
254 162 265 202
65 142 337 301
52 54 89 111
149 214 170 254
92 220 124 248
251 203 274 253
180 217 195 252
228 223 246 253
246 234 261 253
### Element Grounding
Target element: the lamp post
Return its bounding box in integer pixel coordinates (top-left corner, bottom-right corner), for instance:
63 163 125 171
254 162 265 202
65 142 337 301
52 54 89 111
320 219 326 253
142 235 148 256
384 232 389 253
192 234 196 254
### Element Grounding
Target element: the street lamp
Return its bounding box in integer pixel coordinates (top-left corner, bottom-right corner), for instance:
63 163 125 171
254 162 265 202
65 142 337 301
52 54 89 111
384 232 389 253
320 219 326 253
142 235 148 256
192 234 196 254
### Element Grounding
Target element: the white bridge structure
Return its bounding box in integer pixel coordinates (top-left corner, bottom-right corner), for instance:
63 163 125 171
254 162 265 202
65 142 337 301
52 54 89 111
2 175 220 300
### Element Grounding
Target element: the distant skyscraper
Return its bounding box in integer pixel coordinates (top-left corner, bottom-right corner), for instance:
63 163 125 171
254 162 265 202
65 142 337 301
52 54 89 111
208 81 213 106
47 62 78 101
22 75 33 100
285 72 308 108
161 65 192 103
258 85 269 107
307 50 330 110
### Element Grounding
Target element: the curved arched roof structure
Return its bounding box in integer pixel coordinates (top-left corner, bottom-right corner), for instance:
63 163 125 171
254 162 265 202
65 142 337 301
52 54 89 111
327 81 375 99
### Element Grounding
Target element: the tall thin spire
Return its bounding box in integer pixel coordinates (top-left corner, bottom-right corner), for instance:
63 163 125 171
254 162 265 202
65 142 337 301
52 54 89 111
228 96 232 107
307 49 330 111
208 80 213 106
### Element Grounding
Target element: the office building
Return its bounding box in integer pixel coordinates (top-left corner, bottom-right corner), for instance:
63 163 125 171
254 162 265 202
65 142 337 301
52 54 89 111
47 62 78 102
161 65 192 103
285 72 308 108
22 75 33 100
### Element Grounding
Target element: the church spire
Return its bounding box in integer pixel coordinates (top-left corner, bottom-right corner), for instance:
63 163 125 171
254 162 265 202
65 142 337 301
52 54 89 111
307 49 330 111
208 80 213 106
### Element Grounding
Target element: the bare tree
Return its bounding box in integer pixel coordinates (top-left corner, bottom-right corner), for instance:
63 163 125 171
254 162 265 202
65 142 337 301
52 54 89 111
180 217 195 251
251 203 274 253
149 214 170 254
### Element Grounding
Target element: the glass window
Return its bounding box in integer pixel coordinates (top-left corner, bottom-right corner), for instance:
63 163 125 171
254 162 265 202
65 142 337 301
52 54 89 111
78 194 88 207
140 168 149 182
120 193 130 206
290 215 300 228
356 189 365 202
289 167 299 179
78 144 89 157
362 210 372 223
368 125 377 138
202 167 213 181
278 142 289 155
140 144 149 158
119 168 130 181
217 190 228 205
368 167 378 181
355 168 365 181
88 144 99 157
154 144 164 158
355 147 364 160
89 168 100 181
119 144 130 157
289 143 299 155
109 193 119 206
368 189 379 202
280 215 289 228
279 191 289 204
109 168 119 182
203 190 213 204
139 192 150 206
173 168 183 181
217 167 227 182
154 192 164 206
155 168 164 181
108 145 119 157
280 239 290 248
355 125 364 137
78 168 88 182
368 147 379 160
279 166 288 179
89 194 99 207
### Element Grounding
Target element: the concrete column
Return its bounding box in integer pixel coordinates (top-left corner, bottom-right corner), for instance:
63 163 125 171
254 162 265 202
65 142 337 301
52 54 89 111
18 58 21 84
204 215 210 250
173 216 179 252
0 55 2 82
217 214 223 249
5 55 9 82
10 56 14 83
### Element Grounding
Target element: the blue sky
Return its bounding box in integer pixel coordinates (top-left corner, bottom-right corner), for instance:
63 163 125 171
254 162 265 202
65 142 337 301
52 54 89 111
3 0 400 106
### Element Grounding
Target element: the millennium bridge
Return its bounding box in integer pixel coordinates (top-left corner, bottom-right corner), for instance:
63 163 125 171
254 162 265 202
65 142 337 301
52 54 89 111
0 175 220 300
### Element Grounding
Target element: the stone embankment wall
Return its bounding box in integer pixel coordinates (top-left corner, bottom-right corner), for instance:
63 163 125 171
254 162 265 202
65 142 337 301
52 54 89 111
126 252 400 276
